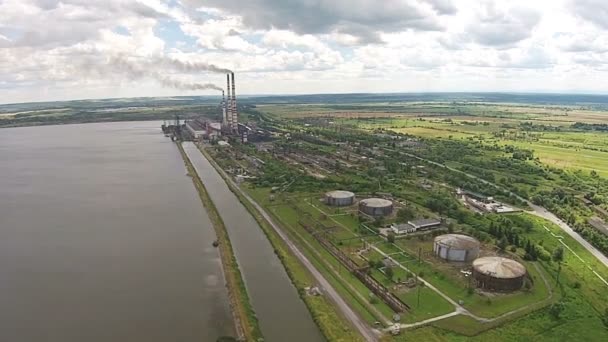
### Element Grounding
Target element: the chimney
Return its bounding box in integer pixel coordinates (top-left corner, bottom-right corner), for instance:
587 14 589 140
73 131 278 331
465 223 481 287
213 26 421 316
221 90 227 128
225 74 232 129
231 72 238 131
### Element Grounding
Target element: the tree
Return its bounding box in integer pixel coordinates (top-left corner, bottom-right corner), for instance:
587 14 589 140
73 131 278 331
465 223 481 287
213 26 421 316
385 267 394 280
552 246 565 263
397 207 415 222
497 236 508 252
387 232 396 244
549 302 565 319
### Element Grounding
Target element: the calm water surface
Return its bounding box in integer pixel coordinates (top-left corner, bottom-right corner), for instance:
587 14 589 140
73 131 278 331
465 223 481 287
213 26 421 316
183 142 325 342
0 122 234 342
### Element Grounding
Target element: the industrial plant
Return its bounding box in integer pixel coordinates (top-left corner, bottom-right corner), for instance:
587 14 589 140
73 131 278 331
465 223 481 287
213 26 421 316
472 256 527 292
162 72 253 143
433 234 480 262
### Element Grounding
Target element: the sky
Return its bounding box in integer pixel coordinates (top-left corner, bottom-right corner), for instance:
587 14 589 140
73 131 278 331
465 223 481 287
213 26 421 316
1 0 608 103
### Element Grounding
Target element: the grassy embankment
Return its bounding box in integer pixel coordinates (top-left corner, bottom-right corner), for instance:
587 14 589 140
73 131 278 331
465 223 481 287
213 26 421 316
199 145 366 342
176 142 263 341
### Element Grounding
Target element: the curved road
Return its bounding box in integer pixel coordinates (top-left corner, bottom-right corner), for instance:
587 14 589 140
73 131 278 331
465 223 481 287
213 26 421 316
200 146 379 342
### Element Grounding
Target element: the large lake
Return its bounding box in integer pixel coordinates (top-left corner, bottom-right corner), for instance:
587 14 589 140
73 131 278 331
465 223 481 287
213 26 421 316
0 122 234 341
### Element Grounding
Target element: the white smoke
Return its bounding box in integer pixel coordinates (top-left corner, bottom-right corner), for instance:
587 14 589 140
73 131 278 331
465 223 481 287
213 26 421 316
108 55 226 92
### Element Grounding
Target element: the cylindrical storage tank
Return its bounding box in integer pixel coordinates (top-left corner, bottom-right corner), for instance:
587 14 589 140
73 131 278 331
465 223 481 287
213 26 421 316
359 198 393 217
472 257 526 292
325 190 355 207
433 234 480 262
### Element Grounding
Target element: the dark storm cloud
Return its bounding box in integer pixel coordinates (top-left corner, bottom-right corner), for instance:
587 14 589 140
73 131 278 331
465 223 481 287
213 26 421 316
186 0 455 44
571 0 608 30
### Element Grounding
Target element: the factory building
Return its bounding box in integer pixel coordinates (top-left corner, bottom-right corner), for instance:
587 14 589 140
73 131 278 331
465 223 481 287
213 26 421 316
185 118 207 140
325 190 355 207
185 118 222 141
359 198 393 217
433 234 480 262
391 218 442 235
472 257 526 292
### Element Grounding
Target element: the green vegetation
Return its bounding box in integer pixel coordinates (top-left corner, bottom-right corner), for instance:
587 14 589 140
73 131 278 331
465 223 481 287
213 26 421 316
204 99 608 341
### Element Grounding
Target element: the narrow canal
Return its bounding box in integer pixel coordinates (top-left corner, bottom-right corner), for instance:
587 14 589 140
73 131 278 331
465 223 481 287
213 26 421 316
183 142 325 342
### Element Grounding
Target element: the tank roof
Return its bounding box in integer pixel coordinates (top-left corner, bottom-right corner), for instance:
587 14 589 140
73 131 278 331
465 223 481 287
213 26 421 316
360 198 392 208
326 190 355 199
473 257 526 279
434 234 480 250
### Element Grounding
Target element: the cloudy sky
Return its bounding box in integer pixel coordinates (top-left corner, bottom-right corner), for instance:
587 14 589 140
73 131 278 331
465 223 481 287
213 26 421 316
1 0 608 103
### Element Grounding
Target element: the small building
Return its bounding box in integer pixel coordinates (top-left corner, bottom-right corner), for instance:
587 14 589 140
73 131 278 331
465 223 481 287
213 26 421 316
390 218 442 235
408 218 442 230
391 223 416 235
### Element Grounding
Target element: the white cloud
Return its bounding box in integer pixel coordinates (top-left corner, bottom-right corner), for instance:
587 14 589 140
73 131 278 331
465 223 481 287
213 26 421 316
2 0 608 103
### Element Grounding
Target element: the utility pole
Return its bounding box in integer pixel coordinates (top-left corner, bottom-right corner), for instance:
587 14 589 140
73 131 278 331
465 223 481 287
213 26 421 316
556 262 562 286
416 273 421 308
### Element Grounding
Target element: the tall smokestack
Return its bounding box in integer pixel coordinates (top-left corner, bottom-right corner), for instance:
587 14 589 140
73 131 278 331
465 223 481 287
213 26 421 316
231 72 238 131
221 90 227 128
226 74 232 129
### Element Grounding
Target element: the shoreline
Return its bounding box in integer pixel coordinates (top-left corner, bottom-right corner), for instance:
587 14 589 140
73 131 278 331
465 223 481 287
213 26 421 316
177 142 262 341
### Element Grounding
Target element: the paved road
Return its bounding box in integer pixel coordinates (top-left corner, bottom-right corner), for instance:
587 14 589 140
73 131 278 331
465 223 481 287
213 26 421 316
528 204 608 267
397 149 608 269
201 147 379 342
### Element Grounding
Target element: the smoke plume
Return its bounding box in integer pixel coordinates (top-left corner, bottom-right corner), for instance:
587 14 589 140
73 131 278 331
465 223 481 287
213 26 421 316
158 76 224 92
108 56 225 92
158 58 232 74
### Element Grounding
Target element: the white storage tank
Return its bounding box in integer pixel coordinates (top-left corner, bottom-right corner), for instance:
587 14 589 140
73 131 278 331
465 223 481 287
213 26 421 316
433 234 480 262
359 198 393 217
325 190 355 206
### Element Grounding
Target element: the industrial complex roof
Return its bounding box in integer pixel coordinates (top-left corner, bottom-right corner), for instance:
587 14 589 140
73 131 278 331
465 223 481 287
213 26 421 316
473 257 526 279
360 198 392 208
326 190 355 199
409 218 441 228
434 234 480 250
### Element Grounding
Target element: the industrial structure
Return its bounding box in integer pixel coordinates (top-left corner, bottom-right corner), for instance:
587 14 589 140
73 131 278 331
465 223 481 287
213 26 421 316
433 234 480 262
169 71 254 143
391 218 442 235
359 198 393 217
325 190 355 206
472 257 526 292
